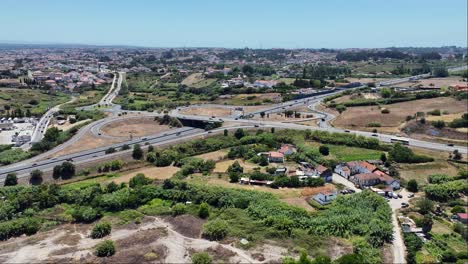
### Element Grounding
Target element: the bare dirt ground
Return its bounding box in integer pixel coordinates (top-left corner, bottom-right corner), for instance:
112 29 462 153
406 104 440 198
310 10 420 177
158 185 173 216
397 77 467 88
112 165 180 184
332 97 467 133
0 216 290 263
181 106 232 117
101 117 171 138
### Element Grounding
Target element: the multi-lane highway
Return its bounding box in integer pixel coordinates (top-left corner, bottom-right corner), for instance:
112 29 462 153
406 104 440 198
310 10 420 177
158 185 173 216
2 67 467 182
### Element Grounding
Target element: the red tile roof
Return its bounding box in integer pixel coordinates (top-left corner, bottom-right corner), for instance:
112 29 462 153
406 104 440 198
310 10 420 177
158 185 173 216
269 151 284 158
458 213 468 220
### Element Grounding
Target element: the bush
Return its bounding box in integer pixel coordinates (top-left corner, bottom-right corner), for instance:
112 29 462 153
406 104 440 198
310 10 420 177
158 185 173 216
191 252 212 264
203 219 229 240
129 173 152 188
91 222 112 239
95 240 116 257
428 109 441 116
404 233 423 264
367 122 381 127
451 205 466 214
72 206 101 223
171 203 187 216
431 120 445 129
425 180 468 202
105 147 116 154
381 108 390 114
198 203 210 219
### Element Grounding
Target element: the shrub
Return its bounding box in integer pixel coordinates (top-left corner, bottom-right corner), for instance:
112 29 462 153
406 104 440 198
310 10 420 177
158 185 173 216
95 240 116 257
105 147 116 154
198 203 210 219
191 252 212 264
129 173 152 188
381 108 390 114
367 122 381 127
203 219 229 240
451 205 466 214
389 144 433 163
91 222 112 239
428 109 441 116
431 120 445 129
171 203 187 216
72 206 101 223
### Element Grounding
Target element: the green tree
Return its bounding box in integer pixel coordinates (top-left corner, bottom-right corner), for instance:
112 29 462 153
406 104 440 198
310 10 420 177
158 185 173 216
335 104 346 114
416 198 434 215
95 240 116 257
421 214 433 233
407 179 418 193
106 181 119 193
380 153 387 163
60 161 75 179
198 202 210 219
191 252 212 264
129 173 152 188
4 173 18 186
105 147 116 154
132 144 144 160
234 128 246 139
91 222 112 239
319 145 329 156
223 129 228 136
29 169 43 185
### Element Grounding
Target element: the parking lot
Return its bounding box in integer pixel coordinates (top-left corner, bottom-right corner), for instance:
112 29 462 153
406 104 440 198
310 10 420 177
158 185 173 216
0 122 35 145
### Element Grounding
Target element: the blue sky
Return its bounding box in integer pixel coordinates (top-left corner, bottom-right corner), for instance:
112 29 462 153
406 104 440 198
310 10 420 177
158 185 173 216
1 0 467 48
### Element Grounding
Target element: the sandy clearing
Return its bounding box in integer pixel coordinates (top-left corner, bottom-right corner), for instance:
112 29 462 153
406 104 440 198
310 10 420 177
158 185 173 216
100 117 171 138
0 216 288 263
112 166 180 184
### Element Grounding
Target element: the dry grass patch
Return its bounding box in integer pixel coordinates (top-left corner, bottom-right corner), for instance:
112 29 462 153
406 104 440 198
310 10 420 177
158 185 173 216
164 215 206 238
49 131 123 157
213 159 258 173
112 166 180 184
333 97 467 132
181 106 232 117
195 150 227 161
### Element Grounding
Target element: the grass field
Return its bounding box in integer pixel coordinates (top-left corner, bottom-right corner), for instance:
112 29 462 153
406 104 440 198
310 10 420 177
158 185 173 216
398 148 462 185
0 88 70 116
305 141 383 161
